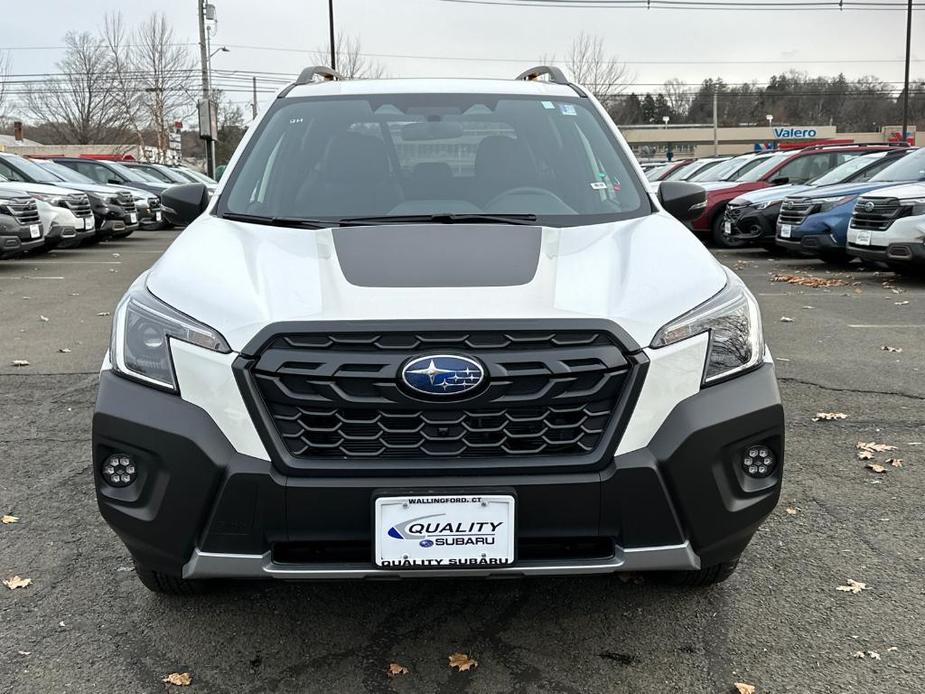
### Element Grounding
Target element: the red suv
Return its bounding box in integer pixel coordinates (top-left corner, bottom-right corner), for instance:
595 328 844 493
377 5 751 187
688 144 897 246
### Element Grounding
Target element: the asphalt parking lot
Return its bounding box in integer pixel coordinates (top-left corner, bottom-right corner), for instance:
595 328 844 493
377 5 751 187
1 232 923 694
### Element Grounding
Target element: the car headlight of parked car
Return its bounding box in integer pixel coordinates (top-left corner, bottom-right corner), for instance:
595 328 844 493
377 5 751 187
810 195 854 213
29 192 66 206
651 267 764 384
111 282 230 392
753 200 778 210
899 197 925 215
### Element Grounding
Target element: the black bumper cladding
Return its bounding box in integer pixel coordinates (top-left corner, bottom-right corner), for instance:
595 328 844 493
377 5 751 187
93 355 784 579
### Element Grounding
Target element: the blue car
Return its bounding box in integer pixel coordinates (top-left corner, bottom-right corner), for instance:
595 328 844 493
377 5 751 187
775 147 925 262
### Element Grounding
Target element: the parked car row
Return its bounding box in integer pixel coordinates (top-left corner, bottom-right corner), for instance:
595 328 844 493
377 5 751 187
718 145 925 272
0 152 217 260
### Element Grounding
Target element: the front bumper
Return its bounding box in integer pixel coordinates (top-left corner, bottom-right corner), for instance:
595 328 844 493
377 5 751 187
93 361 784 580
847 241 925 265
729 207 779 243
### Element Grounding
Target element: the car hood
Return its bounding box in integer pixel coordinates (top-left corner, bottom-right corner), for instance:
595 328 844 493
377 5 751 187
787 181 900 200
55 182 134 197
734 184 811 205
0 181 84 196
698 181 740 192
146 214 728 352
856 181 925 200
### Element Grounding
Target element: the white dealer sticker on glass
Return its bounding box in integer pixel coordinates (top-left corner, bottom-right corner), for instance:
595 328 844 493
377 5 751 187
375 495 515 569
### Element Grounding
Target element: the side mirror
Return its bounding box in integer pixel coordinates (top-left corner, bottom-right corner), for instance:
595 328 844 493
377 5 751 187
770 176 790 186
658 181 706 222
161 183 209 227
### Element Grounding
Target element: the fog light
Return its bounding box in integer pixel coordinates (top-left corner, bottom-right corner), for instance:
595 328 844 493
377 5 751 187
102 454 136 487
742 445 776 478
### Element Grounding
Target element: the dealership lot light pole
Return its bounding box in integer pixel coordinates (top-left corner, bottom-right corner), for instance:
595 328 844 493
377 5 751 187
901 0 913 143
328 0 336 70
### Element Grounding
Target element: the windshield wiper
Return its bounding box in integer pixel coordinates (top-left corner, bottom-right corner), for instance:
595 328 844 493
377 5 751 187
221 212 338 229
337 213 538 226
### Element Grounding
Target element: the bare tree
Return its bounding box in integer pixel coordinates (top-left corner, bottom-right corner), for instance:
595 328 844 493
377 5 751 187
663 78 693 120
0 51 10 118
22 32 126 143
133 13 196 160
102 12 146 149
312 34 385 79
564 33 631 109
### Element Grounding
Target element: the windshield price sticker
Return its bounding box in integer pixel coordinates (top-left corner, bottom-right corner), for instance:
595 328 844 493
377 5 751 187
375 495 515 569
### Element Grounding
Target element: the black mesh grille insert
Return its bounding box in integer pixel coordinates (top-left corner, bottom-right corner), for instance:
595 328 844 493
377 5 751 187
248 330 633 462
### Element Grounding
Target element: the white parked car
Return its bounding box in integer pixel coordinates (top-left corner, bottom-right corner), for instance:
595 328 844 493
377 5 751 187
846 182 925 272
93 66 783 594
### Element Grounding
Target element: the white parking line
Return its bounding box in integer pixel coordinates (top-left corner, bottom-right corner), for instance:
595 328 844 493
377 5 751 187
35 261 122 265
849 324 925 328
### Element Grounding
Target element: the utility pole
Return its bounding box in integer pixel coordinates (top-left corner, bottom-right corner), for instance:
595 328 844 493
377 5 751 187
197 0 215 177
328 0 336 70
901 0 913 143
712 87 718 156
252 76 258 120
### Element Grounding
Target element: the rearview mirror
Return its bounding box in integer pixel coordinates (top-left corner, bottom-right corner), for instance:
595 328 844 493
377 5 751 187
400 121 464 141
161 183 209 227
658 181 706 222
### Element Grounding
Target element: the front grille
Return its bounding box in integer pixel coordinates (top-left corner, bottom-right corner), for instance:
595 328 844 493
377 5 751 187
147 197 161 212
3 197 40 225
63 193 92 219
724 203 745 223
246 329 635 465
778 199 815 227
850 197 904 231
116 191 137 215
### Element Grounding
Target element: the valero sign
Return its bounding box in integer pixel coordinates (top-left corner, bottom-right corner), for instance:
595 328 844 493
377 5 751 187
773 127 818 140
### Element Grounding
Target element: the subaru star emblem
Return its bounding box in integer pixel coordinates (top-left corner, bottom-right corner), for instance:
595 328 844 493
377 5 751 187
863 201 875 212
401 354 485 397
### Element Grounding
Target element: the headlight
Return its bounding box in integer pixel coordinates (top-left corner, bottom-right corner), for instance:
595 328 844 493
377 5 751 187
811 195 853 213
30 192 65 206
651 268 764 384
111 282 230 392
899 197 925 215
754 199 777 210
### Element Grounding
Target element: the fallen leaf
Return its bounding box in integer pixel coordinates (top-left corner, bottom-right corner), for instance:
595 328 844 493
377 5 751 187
448 653 478 672
857 441 899 453
96 312 111 317
785 506 799 516
895 300 909 306
857 450 874 461
3 576 32 590
387 662 409 677
852 651 866 659
887 646 899 652
813 412 847 422
866 463 888 474
836 579 868 594
162 673 192 686
39 315 49 322
2 514 19 524
17 650 31 656
58 348 71 354
802 305 815 310
880 345 903 353
886 458 903 468
771 273 848 288
734 683 756 694
780 316 793 323
11 360 30 367
867 651 881 660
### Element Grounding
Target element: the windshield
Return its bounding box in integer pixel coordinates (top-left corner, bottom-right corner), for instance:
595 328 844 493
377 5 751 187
663 160 701 181
690 155 750 182
111 162 159 183
871 148 925 182
735 153 789 183
137 164 188 184
808 152 885 186
34 160 96 184
645 164 673 181
180 168 217 185
6 155 63 184
219 93 649 227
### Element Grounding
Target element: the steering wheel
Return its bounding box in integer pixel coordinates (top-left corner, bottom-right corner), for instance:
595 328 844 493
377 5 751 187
485 186 566 210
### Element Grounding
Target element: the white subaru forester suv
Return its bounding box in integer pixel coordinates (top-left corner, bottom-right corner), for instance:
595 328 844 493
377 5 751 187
94 66 783 595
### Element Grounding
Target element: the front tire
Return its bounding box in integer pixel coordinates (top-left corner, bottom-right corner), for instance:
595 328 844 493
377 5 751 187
712 213 748 248
656 558 740 587
133 560 208 596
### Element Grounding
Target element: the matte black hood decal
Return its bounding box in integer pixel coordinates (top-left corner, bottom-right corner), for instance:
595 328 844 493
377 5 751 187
332 224 542 287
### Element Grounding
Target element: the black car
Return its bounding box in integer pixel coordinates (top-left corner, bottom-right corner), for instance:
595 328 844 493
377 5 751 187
724 148 912 246
0 187 44 259
51 157 170 199
31 160 141 241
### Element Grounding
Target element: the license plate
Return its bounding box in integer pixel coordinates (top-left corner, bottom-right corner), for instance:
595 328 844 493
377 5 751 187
723 220 732 236
155 211 162 222
780 224 792 239
855 230 871 246
29 224 41 239
129 213 138 223
375 494 515 569
83 217 94 230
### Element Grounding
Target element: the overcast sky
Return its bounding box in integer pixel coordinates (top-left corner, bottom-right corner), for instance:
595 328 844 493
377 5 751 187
2 0 919 113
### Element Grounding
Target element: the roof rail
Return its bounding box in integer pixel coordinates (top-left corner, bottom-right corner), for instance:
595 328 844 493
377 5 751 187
515 65 570 85
278 65 345 98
